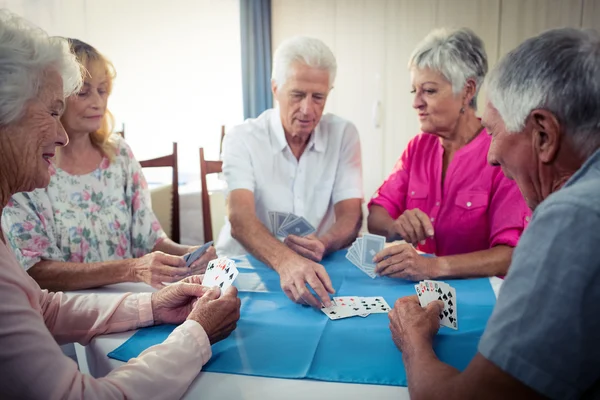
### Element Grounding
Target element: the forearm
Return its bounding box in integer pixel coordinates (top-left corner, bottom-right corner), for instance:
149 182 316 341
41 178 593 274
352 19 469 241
434 245 513 279
28 259 137 291
153 237 191 256
403 340 462 399
230 214 296 272
319 211 361 254
367 205 396 239
42 291 154 345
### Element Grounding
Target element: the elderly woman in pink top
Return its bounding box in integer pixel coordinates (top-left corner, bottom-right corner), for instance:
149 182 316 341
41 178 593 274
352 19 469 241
0 11 240 399
368 28 531 281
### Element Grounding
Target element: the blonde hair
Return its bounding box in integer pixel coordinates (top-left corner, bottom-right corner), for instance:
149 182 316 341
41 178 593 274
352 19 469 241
63 38 117 159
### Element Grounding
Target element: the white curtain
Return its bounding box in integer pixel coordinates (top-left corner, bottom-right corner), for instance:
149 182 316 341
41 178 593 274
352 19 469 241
1 0 243 183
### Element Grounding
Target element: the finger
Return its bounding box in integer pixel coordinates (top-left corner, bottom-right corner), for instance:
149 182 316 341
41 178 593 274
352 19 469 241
175 282 209 298
296 282 321 308
155 251 187 267
158 265 190 278
414 210 434 238
181 274 204 285
306 273 332 307
314 265 335 295
373 244 408 263
198 286 221 302
222 285 239 298
375 248 410 274
405 211 427 243
399 217 418 244
426 299 444 315
284 286 307 305
152 280 166 289
286 241 316 260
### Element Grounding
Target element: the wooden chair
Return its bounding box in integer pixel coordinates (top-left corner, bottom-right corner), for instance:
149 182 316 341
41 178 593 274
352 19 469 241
115 123 126 139
199 147 223 243
140 142 180 243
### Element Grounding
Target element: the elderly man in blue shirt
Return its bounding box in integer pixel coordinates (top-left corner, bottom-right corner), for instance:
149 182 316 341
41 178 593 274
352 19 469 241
388 27 600 399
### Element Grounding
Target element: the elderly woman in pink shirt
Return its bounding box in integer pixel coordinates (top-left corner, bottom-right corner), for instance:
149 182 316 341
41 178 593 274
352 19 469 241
0 11 240 399
369 28 531 281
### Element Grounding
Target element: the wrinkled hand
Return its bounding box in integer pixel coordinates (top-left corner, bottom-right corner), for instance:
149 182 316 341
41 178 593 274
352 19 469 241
389 295 444 353
188 246 217 275
133 251 189 289
151 275 208 325
374 244 436 281
389 208 434 245
187 286 241 344
284 234 326 262
277 255 335 308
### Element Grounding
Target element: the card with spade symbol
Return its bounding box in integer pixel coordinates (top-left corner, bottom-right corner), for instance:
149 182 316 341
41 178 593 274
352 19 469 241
204 257 239 296
414 280 458 330
320 295 392 320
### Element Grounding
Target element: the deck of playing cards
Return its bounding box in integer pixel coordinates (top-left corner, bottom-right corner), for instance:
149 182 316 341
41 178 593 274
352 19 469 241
414 280 458 330
183 241 213 267
346 234 386 278
320 296 392 320
203 257 239 295
268 211 316 237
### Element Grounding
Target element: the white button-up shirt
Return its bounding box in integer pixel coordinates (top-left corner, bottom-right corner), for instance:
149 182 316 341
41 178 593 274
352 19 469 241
216 108 363 257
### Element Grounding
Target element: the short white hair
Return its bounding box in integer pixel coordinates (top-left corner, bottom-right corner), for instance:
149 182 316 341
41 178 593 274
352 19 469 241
487 27 600 158
0 9 82 126
409 27 488 109
271 36 337 88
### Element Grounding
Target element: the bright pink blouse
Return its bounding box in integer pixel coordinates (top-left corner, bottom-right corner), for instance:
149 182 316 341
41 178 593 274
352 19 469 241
369 130 531 256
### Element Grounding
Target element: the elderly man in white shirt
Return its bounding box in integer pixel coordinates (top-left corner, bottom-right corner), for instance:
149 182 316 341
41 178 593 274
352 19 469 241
217 36 363 308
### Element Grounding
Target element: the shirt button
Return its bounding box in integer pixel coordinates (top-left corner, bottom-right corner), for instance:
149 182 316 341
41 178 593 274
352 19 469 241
466 201 472 207
435 201 440 206
431 217 435 222
525 216 531 222
411 191 415 196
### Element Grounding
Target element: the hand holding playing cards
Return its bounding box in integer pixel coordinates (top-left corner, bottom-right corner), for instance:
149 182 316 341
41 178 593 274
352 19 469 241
150 276 209 325
283 234 326 262
277 255 335 308
187 286 241 344
374 244 436 281
133 251 189 289
388 295 444 353
187 246 217 275
389 209 434 245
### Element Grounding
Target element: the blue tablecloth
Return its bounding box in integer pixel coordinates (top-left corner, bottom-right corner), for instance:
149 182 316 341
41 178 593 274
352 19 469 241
108 250 496 386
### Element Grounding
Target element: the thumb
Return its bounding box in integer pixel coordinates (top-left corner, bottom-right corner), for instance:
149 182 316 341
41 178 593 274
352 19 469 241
199 286 221 302
426 300 444 315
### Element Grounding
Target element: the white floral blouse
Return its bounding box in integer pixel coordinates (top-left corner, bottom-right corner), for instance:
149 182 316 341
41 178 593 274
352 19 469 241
1 135 167 270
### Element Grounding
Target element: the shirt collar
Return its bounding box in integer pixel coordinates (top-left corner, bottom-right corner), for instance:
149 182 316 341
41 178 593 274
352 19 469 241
269 110 326 154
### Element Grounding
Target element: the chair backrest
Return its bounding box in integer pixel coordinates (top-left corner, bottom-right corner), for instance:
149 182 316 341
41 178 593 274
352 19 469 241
140 142 180 243
199 147 223 243
116 123 125 139
219 125 226 157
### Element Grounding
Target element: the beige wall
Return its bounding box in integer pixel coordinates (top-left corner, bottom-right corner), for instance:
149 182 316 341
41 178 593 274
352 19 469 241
272 0 600 211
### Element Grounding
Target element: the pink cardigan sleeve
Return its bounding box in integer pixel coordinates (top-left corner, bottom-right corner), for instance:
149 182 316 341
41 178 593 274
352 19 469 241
0 246 212 400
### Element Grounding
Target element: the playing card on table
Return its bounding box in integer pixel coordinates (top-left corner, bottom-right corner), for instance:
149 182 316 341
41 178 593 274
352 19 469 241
204 257 239 295
333 296 369 317
359 297 392 314
415 280 458 330
278 215 316 237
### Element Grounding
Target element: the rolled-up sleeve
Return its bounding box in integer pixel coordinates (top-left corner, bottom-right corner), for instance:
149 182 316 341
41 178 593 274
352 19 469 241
332 123 363 204
368 142 413 219
222 129 255 193
487 170 531 248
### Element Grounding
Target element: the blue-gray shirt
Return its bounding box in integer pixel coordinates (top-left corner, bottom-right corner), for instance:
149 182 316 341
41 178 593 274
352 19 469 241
479 148 600 399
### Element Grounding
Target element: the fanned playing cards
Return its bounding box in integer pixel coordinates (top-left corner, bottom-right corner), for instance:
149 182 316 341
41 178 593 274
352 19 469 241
268 211 316 237
415 280 458 330
203 257 239 295
320 296 391 320
345 234 386 278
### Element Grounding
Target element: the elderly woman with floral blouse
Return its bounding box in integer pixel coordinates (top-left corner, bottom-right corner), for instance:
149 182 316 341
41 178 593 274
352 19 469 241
2 38 216 290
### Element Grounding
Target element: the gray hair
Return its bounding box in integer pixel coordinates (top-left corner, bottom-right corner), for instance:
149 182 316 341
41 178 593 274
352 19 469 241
487 27 600 158
409 27 488 109
272 36 337 89
0 9 82 126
